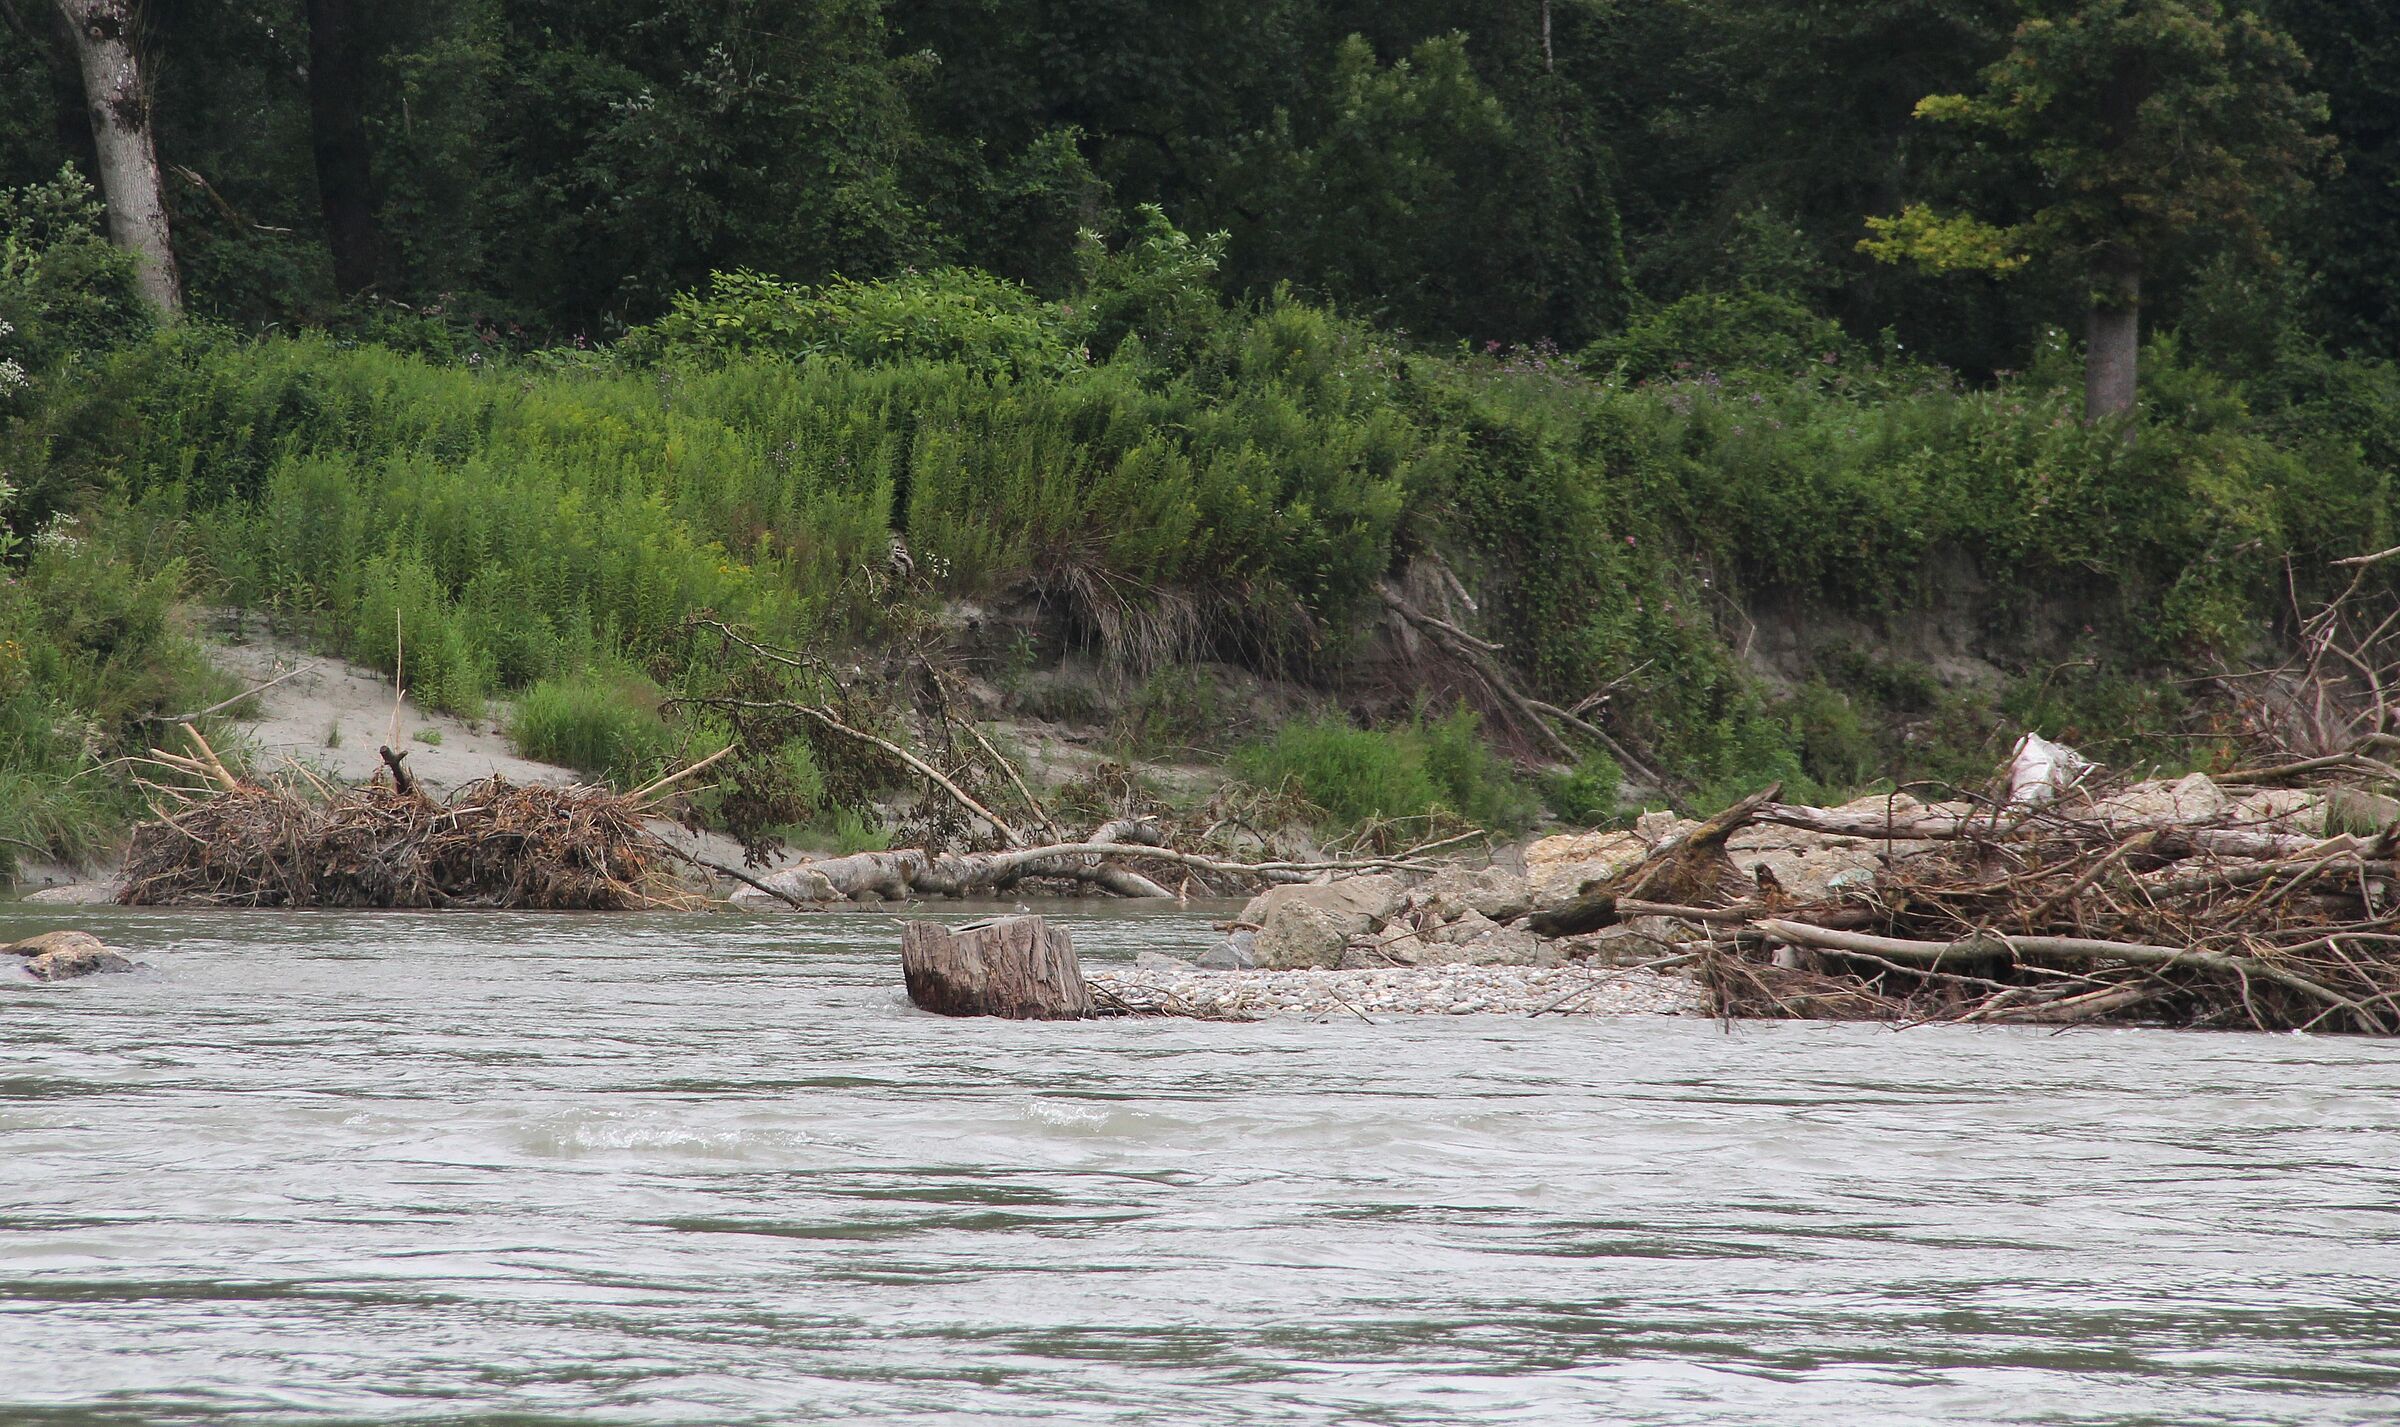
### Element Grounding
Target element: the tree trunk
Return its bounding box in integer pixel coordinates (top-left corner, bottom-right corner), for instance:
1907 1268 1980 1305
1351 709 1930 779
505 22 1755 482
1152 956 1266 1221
2085 248 2140 423
53 0 178 314
303 0 379 295
901 916 1091 1019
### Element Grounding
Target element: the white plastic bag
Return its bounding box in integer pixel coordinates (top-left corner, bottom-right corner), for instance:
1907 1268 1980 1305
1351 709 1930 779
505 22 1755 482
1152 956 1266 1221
2006 732 2093 807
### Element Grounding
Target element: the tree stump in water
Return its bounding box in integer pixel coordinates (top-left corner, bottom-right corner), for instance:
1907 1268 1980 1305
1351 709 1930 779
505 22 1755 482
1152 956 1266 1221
901 916 1091 1019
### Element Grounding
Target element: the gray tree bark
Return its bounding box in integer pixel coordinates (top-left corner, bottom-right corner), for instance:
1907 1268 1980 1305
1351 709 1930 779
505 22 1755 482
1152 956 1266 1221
2085 247 2140 423
53 0 180 314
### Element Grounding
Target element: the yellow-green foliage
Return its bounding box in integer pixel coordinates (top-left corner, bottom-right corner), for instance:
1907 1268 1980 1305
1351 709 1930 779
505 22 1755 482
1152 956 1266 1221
8 273 2395 814
1235 705 1536 831
507 669 681 787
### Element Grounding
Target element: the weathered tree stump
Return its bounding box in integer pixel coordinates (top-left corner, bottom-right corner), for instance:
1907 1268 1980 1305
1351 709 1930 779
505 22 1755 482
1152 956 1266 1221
901 916 1091 1019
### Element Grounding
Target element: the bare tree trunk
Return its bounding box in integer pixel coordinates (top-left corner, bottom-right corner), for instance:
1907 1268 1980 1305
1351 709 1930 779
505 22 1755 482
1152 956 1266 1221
304 0 379 295
52 0 179 314
2085 247 2140 423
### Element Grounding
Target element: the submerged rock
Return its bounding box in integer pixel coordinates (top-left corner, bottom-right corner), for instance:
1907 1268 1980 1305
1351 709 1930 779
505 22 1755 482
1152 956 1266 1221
8 930 135 981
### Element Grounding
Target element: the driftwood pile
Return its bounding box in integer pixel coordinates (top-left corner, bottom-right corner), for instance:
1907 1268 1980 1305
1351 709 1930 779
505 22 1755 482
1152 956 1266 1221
118 730 699 910
1539 759 2400 1035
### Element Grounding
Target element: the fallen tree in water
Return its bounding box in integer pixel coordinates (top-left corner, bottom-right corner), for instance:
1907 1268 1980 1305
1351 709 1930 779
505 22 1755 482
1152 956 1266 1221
118 730 700 910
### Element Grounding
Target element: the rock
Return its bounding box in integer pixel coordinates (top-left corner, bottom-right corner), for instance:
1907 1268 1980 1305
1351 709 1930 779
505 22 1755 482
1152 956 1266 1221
1246 876 1404 970
1523 829 1647 910
1568 916 1703 966
1134 950 1194 972
1237 874 1403 930
1417 924 1546 967
1634 810 1697 845
2326 787 2400 836
18 881 121 906
2232 786 2324 831
2090 772 2228 827
1410 866 1534 923
1427 908 1501 945
1255 901 1360 970
1197 930 1258 970
8 930 135 981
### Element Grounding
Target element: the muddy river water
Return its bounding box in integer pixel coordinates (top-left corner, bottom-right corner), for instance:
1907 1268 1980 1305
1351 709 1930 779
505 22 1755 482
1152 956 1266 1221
3 905 2397 1424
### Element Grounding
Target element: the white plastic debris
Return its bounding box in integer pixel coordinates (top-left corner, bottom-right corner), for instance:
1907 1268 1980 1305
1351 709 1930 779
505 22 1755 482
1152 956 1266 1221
2007 732 2094 807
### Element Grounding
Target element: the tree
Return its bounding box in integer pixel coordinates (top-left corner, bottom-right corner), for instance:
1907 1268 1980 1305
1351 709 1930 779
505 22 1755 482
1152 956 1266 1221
51 0 179 314
303 0 378 295
1862 0 2328 420
2273 0 2400 358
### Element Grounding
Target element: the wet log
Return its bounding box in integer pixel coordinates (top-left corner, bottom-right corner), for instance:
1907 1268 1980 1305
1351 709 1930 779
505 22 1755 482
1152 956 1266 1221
901 915 1090 1019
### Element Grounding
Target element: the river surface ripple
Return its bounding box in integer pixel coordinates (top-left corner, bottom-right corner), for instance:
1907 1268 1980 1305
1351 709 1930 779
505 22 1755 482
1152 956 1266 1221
2 906 2397 1425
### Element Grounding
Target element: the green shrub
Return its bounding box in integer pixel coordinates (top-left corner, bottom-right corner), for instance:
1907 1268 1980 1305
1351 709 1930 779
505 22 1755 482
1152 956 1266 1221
1413 704 1539 831
622 267 1080 379
1540 752 1623 826
1234 705 1533 831
507 669 679 786
0 167 152 378
1582 290 1850 383
1235 717 1441 827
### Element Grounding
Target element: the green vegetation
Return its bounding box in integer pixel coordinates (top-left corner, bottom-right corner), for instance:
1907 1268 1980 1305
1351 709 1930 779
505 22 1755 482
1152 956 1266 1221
2 2 2398 869
1236 707 1537 832
507 670 681 786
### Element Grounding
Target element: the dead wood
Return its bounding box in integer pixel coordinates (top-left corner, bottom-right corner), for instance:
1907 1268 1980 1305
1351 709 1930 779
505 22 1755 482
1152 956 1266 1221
901 916 1090 1019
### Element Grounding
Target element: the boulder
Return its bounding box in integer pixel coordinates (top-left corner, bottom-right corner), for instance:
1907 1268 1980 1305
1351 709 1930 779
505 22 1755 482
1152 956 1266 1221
1134 949 1194 972
19 881 121 906
1255 901 1363 970
1197 930 1258 970
1237 874 1403 930
9 930 135 981
2325 787 2400 836
1567 916 1701 966
2089 772 2229 828
1523 829 1647 910
1245 875 1404 970
1417 924 1549 967
1409 866 1534 923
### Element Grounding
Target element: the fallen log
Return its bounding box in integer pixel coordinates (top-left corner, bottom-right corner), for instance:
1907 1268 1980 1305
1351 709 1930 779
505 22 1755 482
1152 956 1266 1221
1750 801 2349 860
1528 783 1781 937
730 835 1465 906
901 915 1090 1019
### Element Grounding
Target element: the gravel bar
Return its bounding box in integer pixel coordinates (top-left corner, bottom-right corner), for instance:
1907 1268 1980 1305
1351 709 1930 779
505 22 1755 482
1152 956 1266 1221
1084 962 1706 1020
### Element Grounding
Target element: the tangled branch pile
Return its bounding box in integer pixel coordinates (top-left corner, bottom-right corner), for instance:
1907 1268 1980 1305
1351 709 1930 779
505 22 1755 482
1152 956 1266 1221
120 772 694 910
1541 762 2400 1034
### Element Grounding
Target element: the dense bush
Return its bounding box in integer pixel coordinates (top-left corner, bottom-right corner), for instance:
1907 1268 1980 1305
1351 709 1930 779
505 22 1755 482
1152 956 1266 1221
1235 705 1535 831
507 669 681 786
621 267 1081 379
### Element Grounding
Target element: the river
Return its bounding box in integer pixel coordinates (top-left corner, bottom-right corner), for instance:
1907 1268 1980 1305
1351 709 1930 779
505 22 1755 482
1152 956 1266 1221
4 906 2398 1424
